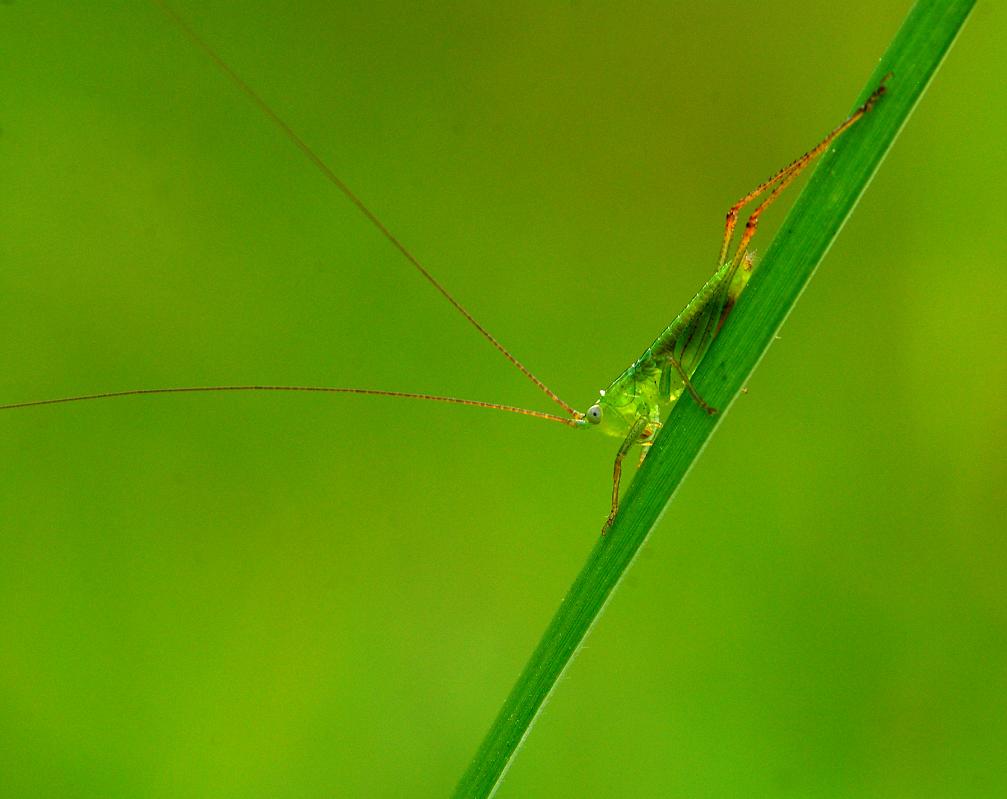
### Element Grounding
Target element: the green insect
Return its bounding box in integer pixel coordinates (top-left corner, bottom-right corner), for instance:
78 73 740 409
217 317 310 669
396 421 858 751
584 80 885 533
1 5 886 534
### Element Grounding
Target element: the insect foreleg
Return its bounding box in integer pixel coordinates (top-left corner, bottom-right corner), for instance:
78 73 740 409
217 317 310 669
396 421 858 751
601 415 650 535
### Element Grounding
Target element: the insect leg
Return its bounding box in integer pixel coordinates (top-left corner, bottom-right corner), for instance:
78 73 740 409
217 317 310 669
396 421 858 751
719 158 808 265
602 415 650 535
668 354 718 415
637 441 653 467
719 79 888 266
636 419 664 466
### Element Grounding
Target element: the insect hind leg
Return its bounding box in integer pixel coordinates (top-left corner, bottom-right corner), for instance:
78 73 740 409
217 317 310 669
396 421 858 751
719 154 809 265
719 78 888 267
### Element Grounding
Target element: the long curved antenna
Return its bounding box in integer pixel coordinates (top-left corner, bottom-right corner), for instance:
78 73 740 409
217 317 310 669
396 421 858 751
0 386 582 427
153 1 581 421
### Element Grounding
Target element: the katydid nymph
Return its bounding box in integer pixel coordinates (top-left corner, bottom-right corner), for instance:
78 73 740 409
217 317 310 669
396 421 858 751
1 6 886 535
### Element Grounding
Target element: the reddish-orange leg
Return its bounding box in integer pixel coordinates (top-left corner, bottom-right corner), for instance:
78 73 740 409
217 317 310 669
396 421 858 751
719 79 888 268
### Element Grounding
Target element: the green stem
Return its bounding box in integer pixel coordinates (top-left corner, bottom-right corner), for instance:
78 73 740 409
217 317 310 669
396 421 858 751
453 1 975 796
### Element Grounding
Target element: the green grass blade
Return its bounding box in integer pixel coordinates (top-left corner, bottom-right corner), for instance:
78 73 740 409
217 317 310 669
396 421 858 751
453 2 975 796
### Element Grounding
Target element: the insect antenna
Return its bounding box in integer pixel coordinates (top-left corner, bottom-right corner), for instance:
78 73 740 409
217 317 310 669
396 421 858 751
153 1 582 420
0 386 581 427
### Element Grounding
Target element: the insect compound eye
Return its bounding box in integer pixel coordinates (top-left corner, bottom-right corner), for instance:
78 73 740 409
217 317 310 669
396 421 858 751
586 404 602 424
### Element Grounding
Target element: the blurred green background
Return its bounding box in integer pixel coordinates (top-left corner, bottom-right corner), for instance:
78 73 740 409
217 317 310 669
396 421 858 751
2 2 1003 796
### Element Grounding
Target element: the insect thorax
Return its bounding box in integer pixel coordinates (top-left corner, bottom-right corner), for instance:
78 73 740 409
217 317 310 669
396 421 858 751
593 362 665 439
